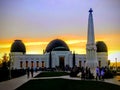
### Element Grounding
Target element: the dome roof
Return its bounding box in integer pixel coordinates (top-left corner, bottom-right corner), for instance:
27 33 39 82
10 40 26 54
96 41 108 52
45 39 70 52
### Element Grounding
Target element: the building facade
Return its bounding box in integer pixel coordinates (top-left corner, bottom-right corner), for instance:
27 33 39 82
10 39 108 69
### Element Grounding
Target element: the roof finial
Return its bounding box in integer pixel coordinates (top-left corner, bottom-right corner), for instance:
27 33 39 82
89 8 93 13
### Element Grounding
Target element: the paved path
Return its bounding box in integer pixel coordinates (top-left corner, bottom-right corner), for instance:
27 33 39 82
33 75 120 86
104 77 120 86
0 72 120 90
61 75 120 86
0 71 40 90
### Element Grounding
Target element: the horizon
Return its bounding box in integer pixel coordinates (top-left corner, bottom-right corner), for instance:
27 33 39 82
0 0 120 62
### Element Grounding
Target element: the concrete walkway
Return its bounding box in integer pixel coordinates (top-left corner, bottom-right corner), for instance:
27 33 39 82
61 75 120 86
104 77 120 86
33 75 120 86
0 72 120 90
0 71 40 90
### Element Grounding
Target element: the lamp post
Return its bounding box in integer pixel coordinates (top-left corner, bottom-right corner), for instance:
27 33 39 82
115 58 117 71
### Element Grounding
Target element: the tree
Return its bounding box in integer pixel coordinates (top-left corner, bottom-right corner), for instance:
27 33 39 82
0 53 9 81
2 53 9 70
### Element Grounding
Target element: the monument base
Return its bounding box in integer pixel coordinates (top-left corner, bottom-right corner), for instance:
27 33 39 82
86 60 98 78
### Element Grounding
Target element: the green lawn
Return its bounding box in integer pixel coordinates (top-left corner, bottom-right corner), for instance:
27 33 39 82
35 71 69 77
16 78 120 90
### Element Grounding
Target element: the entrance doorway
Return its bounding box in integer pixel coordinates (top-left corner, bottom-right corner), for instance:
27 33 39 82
59 56 65 69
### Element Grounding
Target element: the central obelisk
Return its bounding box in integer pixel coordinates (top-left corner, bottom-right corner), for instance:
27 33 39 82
86 8 98 76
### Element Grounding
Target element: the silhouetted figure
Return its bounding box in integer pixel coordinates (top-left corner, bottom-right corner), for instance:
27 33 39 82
96 66 100 80
85 67 89 79
70 66 79 77
101 67 105 81
31 67 34 77
87 68 90 79
81 67 85 80
26 67 30 78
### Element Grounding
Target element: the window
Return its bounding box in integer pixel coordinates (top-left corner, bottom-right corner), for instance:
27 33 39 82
26 61 28 67
42 61 44 68
99 61 101 67
36 61 39 67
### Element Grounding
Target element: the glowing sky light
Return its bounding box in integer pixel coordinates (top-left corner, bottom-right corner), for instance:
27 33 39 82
0 0 120 62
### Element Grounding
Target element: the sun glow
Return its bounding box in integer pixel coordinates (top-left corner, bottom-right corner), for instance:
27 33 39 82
66 40 86 44
0 44 11 49
0 34 120 63
108 51 120 62
25 42 48 46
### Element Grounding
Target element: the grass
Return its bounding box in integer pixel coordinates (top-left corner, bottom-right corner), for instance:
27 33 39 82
16 78 120 90
35 71 69 77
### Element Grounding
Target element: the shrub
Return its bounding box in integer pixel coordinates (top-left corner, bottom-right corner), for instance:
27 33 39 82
11 69 26 78
0 69 9 82
104 70 114 79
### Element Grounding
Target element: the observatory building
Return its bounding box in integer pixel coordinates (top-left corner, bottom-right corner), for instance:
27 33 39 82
10 9 108 70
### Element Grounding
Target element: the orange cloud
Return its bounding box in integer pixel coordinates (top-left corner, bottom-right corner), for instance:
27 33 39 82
0 33 120 62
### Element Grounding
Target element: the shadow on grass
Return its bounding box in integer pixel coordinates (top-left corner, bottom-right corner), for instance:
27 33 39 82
35 71 69 77
16 78 120 90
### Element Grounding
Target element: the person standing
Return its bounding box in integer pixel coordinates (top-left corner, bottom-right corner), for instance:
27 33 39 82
26 67 30 78
31 67 34 77
101 67 105 81
96 66 100 80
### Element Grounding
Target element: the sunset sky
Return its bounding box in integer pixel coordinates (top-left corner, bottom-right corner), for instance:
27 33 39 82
0 0 120 62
